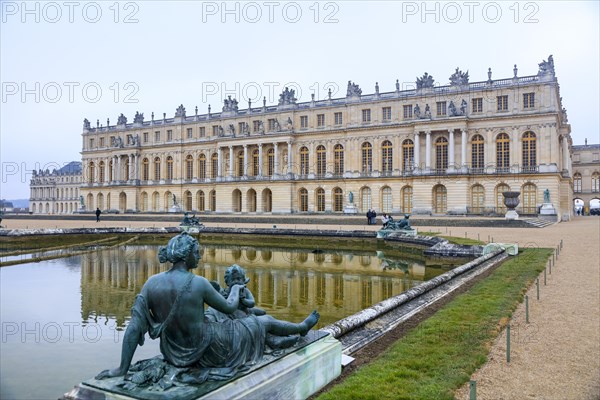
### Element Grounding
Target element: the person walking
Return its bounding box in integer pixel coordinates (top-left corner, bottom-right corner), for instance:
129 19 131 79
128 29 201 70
95 207 101 222
366 209 372 225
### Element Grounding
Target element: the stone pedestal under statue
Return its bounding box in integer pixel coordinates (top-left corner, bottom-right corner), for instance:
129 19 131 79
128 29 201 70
540 203 557 215
168 205 182 213
344 204 358 214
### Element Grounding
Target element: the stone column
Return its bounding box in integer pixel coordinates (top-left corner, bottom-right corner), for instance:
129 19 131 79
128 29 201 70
461 129 467 171
258 144 263 176
217 147 222 178
425 131 431 171
117 156 122 181
287 141 293 175
273 142 279 176
414 132 420 170
448 128 455 171
562 136 569 173
128 154 133 181
134 154 139 180
229 146 234 177
512 127 519 170
243 145 248 177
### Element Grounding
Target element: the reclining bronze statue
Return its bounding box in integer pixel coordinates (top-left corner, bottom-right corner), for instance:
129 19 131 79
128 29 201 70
96 232 319 391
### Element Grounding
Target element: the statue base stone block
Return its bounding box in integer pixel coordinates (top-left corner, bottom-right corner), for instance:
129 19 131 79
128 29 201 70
539 203 557 215
168 205 182 213
64 331 341 400
505 210 519 220
343 204 358 214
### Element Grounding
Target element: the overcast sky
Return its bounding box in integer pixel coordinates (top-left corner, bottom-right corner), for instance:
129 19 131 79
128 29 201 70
1 1 598 199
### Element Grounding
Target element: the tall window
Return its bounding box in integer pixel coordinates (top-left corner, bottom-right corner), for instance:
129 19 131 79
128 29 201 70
88 162 95 183
316 188 325 212
212 125 220 136
153 157 161 180
381 187 392 213
496 133 510 172
523 92 535 109
143 132 148 142
522 131 537 171
362 109 371 123
109 160 113 181
140 192 148 212
382 107 391 121
152 192 160 211
401 186 413 213
211 153 218 178
199 127 206 137
268 119 277 131
333 187 343 212
334 144 344 175
253 120 261 132
436 101 446 116
574 173 582 193
98 161 105 183
155 131 160 142
166 156 174 180
522 183 537 214
252 150 259 176
316 145 326 176
334 112 343 125
197 191 205 211
300 116 308 128
186 155 194 180
471 134 485 170
496 184 510 213
592 172 600 192
184 191 192 211
142 158 149 180
300 146 309 175
317 114 325 127
403 104 413 119
471 184 485 213
267 148 274 176
209 190 216 211
237 151 244 177
298 188 308 212
361 187 371 212
433 185 447 214
198 154 206 179
472 98 483 113
435 137 448 171
167 130 173 141
186 128 193 139
361 142 372 173
497 95 508 111
402 139 414 171
381 140 393 173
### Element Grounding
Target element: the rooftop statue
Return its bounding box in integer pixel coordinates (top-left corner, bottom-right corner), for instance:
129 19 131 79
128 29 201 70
538 55 555 75
449 67 469 86
278 87 297 106
222 96 239 112
416 72 435 89
133 112 144 124
96 233 319 392
83 118 91 129
346 81 362 97
117 113 128 125
175 104 186 118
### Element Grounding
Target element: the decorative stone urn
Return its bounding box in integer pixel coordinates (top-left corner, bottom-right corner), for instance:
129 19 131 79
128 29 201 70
503 191 520 220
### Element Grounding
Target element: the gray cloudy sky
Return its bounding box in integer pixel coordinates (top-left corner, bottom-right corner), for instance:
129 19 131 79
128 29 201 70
1 1 598 199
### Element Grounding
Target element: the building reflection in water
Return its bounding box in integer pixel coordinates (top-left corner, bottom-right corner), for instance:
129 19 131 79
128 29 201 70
80 245 449 329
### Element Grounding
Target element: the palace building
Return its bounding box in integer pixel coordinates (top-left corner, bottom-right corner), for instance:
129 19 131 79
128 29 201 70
572 140 600 213
80 56 575 219
30 161 82 214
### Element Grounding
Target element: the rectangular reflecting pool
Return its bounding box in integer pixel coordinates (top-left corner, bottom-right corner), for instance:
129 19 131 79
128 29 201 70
0 243 458 399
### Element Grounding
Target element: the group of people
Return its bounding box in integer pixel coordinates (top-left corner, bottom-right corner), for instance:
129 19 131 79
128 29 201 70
366 209 377 225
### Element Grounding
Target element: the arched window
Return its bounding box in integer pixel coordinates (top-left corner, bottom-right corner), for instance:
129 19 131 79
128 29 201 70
298 188 308 212
522 131 537 171
316 145 326 176
334 144 344 175
98 161 105 183
108 160 113 181
211 153 218 178
433 185 447 214
237 151 244 177
381 140 393 173
140 192 148 212
142 158 149 180
166 156 174 180
574 173 582 193
496 184 510 213
267 148 275 176
184 191 192 211
252 149 260 176
361 142 372 173
470 184 485 214
262 189 272 212
186 155 194 180
209 190 216 211
496 133 510 172
247 189 257 212
401 186 413 213
232 189 242 212
381 186 392 213
299 146 309 175
88 162 95 183
435 137 448 171
402 139 414 172
592 172 600 192
154 157 161 180
315 188 325 212
361 187 372 212
124 157 130 180
196 190 205 211
471 134 485 171
97 193 104 210
152 192 160 211
165 191 173 209
522 183 537 214
333 187 343 212
198 154 206 179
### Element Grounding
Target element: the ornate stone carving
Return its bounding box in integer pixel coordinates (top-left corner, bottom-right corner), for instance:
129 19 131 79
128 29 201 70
258 120 265 134
175 104 186 118
227 124 235 135
133 112 144 124
83 118 91 129
538 55 555 75
448 99 467 117
278 88 297 106
286 117 293 131
111 136 124 148
346 81 362 97
414 104 421 118
222 96 239 112
423 104 432 119
117 114 127 125
449 68 469 86
218 126 224 136
416 73 434 89
240 122 250 135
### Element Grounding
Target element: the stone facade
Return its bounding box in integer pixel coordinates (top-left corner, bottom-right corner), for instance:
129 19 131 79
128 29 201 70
80 57 574 219
29 162 83 214
572 142 600 212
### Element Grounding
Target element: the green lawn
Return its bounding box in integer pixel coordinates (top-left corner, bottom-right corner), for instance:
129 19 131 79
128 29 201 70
317 248 551 400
